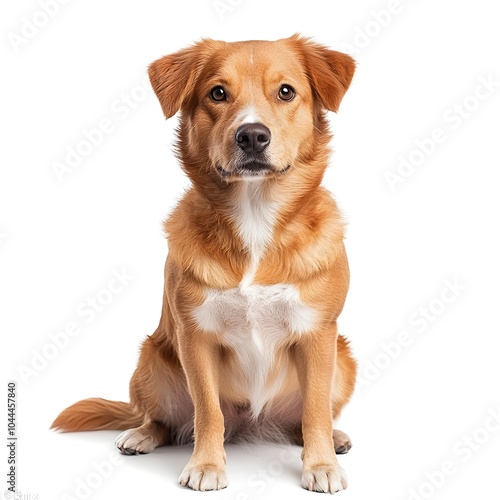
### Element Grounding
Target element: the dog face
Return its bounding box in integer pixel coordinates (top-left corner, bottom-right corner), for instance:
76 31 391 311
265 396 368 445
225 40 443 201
192 39 318 181
148 35 355 183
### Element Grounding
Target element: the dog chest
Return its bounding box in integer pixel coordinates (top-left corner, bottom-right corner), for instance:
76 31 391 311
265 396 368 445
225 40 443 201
193 283 316 338
193 283 316 415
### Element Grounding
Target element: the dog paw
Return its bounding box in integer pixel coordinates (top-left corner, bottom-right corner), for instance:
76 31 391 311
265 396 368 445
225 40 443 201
302 464 348 494
179 463 228 491
115 428 157 455
332 429 352 455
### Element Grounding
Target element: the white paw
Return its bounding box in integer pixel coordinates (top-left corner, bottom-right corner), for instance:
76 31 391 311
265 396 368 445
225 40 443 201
302 464 348 494
179 463 228 491
115 428 157 455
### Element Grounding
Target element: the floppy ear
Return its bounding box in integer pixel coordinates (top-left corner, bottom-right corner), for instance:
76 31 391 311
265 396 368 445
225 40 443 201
148 40 219 119
292 36 356 112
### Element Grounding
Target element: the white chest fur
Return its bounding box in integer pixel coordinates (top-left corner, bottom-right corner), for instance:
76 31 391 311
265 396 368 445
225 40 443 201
193 283 316 416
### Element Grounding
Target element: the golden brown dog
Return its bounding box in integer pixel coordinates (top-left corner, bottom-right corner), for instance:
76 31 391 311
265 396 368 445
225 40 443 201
52 34 357 494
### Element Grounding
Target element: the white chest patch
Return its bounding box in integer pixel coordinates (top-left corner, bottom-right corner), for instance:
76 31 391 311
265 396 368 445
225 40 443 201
193 283 317 417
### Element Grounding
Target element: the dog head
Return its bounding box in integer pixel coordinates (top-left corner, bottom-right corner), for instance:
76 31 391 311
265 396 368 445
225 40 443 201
148 35 355 183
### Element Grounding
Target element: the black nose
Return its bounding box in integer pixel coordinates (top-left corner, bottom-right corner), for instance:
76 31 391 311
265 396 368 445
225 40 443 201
235 123 271 154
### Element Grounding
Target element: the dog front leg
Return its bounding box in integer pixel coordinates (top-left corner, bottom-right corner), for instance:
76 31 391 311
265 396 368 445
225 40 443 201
295 324 348 494
178 329 228 491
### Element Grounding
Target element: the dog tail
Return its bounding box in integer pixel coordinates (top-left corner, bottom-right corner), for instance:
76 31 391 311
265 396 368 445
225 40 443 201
50 398 143 432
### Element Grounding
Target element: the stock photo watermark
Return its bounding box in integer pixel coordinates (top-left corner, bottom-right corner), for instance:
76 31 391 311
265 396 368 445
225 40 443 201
7 0 72 54
213 0 246 20
5 381 39 500
4 492 39 500
406 405 500 500
16 268 133 385
234 447 301 500
384 74 499 191
339 0 418 55
59 451 124 500
357 277 466 390
6 382 17 496
51 76 152 182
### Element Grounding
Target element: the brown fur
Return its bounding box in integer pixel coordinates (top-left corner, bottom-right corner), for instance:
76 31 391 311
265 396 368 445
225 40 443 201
51 398 142 431
52 35 357 494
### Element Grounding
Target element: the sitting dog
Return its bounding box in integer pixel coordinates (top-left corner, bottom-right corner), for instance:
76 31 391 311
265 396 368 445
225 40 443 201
52 34 357 494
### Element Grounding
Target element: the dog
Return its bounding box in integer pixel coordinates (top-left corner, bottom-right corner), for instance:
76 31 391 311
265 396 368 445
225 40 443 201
52 34 357 494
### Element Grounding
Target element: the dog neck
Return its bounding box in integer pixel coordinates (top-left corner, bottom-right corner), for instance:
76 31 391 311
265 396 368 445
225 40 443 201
228 179 279 287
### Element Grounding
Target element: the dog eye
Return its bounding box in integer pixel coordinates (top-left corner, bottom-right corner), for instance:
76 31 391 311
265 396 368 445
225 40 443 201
210 86 227 102
278 84 295 101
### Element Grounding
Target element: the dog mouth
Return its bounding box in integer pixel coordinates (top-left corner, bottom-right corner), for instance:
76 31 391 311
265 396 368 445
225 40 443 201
216 162 290 179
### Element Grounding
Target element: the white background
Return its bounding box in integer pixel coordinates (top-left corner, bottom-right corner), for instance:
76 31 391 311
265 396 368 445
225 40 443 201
1 0 500 499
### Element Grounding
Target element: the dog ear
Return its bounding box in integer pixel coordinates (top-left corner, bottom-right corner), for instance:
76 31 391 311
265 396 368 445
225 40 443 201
148 40 219 119
292 35 356 112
